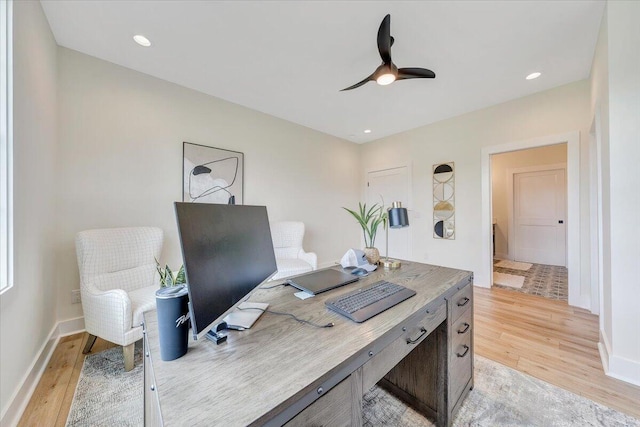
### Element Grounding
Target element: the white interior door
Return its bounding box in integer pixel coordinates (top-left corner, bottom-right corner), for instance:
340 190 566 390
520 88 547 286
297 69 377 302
514 168 566 266
366 167 410 260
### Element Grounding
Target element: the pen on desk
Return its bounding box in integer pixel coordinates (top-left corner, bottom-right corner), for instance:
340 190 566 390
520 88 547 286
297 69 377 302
226 325 245 331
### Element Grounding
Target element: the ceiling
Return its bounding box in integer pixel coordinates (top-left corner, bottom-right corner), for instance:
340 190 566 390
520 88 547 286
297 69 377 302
41 1 605 143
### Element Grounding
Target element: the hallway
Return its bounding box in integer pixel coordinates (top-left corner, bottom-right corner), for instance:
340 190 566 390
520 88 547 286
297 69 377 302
493 259 568 301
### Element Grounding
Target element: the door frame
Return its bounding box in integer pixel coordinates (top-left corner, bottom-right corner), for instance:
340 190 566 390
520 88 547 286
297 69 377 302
589 108 604 317
480 131 586 309
507 163 567 264
364 164 413 260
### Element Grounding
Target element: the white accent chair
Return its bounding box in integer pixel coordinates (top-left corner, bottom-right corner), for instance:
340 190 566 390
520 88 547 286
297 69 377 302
75 227 163 371
270 221 317 280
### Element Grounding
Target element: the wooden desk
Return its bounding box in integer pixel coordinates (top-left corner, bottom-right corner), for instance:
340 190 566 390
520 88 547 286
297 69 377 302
143 262 474 426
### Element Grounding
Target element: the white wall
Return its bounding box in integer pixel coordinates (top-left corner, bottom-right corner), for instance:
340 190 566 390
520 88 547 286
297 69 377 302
589 3 613 366
600 0 640 385
56 48 361 321
491 144 567 259
0 0 58 421
360 80 591 289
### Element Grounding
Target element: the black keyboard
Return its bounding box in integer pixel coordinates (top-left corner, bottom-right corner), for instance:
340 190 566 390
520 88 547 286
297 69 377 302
325 280 416 323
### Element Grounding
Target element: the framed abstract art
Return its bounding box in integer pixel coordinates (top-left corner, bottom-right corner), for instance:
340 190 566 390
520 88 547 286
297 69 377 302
183 142 244 204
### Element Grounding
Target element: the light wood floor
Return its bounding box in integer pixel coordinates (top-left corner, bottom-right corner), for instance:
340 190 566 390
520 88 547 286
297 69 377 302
17 334 116 427
474 287 639 418
18 287 640 425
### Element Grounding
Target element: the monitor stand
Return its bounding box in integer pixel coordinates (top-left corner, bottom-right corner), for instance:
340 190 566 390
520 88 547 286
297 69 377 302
205 322 228 345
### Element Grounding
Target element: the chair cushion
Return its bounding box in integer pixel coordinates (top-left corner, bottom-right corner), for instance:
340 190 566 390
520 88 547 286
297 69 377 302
273 258 313 280
129 285 158 327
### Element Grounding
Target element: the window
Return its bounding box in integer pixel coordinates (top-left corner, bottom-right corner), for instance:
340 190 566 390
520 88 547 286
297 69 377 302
1 0 13 293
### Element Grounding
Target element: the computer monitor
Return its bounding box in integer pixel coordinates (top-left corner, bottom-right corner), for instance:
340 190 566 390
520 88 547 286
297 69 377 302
174 202 278 341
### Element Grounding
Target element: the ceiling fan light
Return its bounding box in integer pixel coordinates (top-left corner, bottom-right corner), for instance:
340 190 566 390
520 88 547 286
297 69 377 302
376 73 396 85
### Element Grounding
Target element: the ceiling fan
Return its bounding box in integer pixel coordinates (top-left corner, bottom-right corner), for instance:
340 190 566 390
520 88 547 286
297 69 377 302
341 14 436 91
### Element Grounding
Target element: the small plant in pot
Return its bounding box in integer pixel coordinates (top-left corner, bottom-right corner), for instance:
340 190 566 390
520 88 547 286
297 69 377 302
342 202 387 264
155 258 186 287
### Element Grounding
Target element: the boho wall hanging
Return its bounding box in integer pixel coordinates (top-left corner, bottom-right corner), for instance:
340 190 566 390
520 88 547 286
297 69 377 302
433 162 455 239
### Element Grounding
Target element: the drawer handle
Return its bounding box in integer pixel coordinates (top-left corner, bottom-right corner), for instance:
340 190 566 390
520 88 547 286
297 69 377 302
457 323 470 334
457 297 470 307
456 345 470 358
406 327 427 344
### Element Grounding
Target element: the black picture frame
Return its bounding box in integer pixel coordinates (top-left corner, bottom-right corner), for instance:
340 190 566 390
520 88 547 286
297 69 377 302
182 142 244 205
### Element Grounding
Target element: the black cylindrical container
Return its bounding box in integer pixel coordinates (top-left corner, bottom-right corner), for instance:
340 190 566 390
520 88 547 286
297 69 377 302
155 284 190 361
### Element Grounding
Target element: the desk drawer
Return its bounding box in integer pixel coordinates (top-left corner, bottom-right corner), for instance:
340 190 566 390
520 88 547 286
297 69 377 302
284 375 351 427
449 283 472 323
449 308 472 405
362 303 446 391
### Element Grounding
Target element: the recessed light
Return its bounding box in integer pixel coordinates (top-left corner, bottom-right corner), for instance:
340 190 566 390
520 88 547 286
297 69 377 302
526 72 541 80
133 35 151 47
364 129 372 134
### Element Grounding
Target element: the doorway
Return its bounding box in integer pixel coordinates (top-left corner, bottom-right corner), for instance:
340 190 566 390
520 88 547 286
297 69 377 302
491 145 568 301
480 131 586 309
366 166 411 261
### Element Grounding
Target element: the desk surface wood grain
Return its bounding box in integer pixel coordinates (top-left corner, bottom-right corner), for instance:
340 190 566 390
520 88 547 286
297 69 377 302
145 262 471 426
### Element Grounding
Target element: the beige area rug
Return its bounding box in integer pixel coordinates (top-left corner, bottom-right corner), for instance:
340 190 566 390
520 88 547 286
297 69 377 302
67 347 640 426
493 271 525 288
495 260 533 271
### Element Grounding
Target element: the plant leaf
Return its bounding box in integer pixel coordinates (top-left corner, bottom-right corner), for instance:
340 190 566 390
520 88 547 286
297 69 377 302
175 265 186 285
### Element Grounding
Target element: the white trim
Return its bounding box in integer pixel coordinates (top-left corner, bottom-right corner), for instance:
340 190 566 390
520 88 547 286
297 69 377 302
506 163 567 264
480 131 585 309
319 260 338 270
364 164 413 261
0 0 13 294
598 328 640 387
589 107 604 318
607 355 640 387
58 316 86 337
0 324 59 427
0 317 87 426
598 328 611 372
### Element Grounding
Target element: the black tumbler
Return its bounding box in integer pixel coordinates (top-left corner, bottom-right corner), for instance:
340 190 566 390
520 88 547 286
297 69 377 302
155 284 190 361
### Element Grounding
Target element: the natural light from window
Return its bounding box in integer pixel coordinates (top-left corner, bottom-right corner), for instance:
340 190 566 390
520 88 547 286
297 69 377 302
1 0 13 294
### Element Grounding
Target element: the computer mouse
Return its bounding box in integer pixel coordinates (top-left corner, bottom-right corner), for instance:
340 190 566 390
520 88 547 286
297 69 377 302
351 268 369 276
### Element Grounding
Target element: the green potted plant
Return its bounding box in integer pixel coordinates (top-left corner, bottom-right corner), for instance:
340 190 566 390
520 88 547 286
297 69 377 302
342 202 387 264
155 258 186 287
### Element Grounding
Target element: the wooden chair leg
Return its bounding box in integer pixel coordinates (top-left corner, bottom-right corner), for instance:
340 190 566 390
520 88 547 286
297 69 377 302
82 334 97 354
123 343 135 371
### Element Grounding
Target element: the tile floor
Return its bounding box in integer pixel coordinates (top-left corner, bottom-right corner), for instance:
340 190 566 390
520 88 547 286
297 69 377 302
493 259 568 302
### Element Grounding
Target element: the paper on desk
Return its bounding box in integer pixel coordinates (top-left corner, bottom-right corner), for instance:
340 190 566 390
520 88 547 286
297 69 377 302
294 291 314 300
223 302 269 329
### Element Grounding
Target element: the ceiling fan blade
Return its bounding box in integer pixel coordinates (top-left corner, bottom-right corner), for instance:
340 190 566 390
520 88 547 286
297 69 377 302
377 14 392 64
397 67 436 79
340 74 374 91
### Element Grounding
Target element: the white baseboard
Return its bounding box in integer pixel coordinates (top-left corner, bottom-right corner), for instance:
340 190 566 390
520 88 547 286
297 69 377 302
58 316 85 337
607 354 640 386
0 325 60 427
0 317 86 427
598 328 640 387
598 328 611 373
318 260 339 269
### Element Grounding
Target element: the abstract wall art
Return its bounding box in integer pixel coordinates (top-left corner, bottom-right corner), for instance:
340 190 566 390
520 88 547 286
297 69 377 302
433 162 455 239
183 142 244 204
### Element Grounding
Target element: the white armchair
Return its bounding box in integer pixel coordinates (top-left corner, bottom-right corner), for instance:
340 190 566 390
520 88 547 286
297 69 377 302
75 227 163 371
270 221 317 280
